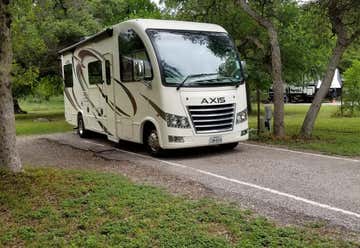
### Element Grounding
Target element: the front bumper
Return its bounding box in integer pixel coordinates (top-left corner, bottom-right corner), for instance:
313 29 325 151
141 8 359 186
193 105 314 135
161 128 249 149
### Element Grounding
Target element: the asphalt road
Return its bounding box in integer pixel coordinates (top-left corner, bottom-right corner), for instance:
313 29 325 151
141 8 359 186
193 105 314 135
46 132 360 232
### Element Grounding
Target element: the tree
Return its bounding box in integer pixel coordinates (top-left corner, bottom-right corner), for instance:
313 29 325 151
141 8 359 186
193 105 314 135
0 0 22 172
89 0 161 26
9 0 161 109
236 0 286 138
341 60 360 115
300 0 360 138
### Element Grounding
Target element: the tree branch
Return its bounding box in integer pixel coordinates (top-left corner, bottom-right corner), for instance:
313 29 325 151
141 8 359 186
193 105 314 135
236 0 273 30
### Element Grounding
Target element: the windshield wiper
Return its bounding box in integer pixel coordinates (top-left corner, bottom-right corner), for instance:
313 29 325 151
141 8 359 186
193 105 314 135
194 76 244 87
176 73 219 90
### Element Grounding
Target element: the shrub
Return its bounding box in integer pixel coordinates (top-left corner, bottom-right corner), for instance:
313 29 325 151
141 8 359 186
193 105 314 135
33 76 63 101
342 60 360 116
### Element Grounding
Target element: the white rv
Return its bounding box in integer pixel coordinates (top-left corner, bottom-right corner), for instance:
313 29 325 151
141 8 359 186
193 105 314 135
59 19 248 155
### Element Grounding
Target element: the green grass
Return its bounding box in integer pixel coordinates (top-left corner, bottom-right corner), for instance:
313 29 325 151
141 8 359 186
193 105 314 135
249 104 360 156
0 167 357 247
16 96 73 136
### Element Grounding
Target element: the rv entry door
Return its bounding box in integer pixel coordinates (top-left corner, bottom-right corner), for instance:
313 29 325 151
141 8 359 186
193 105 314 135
102 53 117 138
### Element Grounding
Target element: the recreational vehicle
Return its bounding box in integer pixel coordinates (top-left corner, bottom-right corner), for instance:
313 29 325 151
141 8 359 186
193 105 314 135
59 19 248 155
268 69 343 103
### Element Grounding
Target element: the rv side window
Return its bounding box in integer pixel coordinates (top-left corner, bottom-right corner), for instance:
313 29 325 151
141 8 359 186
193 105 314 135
63 64 73 88
119 29 152 82
88 60 103 85
105 60 111 85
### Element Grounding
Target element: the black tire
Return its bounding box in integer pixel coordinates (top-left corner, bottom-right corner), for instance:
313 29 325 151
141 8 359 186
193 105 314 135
77 114 88 138
221 142 239 150
145 128 164 157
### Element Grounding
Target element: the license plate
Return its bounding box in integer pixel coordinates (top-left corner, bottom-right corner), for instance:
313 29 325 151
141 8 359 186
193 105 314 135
209 136 222 145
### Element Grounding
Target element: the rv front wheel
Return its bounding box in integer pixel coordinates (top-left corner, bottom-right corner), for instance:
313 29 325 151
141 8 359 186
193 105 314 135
146 128 163 156
77 115 88 138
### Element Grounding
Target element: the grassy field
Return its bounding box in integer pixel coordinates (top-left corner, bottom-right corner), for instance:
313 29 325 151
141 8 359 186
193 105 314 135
249 104 360 156
16 96 73 136
0 167 357 247
15 97 360 156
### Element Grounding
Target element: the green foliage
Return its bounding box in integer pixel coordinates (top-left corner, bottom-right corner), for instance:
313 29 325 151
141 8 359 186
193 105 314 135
0 167 357 247
10 0 99 100
10 0 160 100
11 64 39 99
88 0 162 26
278 3 334 83
11 0 48 67
342 60 360 116
33 76 63 101
9 0 357 104
341 43 360 72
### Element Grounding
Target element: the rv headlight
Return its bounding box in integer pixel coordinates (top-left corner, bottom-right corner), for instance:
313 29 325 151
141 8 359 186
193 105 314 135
236 109 248 124
179 116 189 127
166 113 191 128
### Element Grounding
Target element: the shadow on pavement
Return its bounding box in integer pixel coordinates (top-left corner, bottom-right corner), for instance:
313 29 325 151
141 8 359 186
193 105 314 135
85 131 242 160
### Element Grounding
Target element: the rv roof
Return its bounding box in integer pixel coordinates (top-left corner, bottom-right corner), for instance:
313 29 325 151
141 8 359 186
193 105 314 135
118 19 227 33
59 19 227 54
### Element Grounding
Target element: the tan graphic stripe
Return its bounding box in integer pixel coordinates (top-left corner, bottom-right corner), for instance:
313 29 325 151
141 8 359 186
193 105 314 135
72 55 100 116
141 94 166 120
64 88 79 111
95 84 130 117
113 78 138 116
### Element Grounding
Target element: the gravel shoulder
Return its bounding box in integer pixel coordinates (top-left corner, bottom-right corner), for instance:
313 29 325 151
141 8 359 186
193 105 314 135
17 135 213 200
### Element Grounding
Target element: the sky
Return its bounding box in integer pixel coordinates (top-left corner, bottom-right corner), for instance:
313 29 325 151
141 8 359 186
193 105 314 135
151 0 165 8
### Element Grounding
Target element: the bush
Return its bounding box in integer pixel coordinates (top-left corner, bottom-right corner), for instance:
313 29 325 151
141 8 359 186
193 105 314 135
33 76 63 101
342 60 360 116
12 64 39 99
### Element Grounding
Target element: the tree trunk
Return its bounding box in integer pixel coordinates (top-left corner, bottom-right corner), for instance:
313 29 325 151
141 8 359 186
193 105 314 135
300 40 347 138
13 98 27 114
0 0 22 172
267 27 285 137
237 0 285 138
256 86 260 135
245 82 252 114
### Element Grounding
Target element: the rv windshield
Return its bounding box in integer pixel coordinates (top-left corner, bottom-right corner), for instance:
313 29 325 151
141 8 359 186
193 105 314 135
147 29 244 87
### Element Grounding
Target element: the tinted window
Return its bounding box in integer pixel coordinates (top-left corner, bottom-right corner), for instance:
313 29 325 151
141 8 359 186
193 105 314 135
119 29 152 82
88 60 103 85
63 64 73 88
105 60 111 85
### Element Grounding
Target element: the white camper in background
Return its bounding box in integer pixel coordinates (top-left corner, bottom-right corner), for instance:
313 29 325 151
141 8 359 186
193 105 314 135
59 19 248 156
316 68 342 90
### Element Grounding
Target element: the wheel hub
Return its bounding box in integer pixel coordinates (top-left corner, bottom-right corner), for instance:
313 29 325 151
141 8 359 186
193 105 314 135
148 131 160 152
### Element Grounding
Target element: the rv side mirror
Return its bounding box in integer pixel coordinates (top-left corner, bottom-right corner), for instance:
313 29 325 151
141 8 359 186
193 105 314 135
133 59 145 81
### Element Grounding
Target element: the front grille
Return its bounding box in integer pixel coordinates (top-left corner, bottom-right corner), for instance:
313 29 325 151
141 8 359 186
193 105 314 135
187 104 235 134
